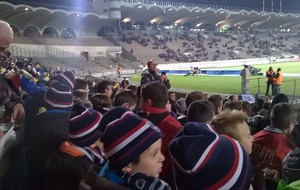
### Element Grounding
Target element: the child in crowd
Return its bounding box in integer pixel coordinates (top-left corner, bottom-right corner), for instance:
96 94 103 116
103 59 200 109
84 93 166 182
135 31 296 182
90 93 112 114
98 106 171 190
251 102 297 189
169 122 252 190
44 103 106 190
211 109 253 154
187 100 215 124
277 148 300 189
113 89 138 111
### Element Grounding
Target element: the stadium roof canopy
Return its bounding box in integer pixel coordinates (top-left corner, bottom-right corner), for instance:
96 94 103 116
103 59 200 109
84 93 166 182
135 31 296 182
120 0 300 31
2 0 300 37
0 1 112 37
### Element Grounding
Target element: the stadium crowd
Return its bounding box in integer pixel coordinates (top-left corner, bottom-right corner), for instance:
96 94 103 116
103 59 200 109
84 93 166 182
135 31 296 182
1 19 300 190
120 30 300 64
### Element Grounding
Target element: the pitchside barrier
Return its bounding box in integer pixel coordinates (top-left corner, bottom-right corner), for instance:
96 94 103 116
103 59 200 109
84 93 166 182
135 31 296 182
157 58 293 75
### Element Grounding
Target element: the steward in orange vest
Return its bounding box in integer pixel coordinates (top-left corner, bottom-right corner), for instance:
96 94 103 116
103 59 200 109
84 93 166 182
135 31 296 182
273 68 282 96
265 67 275 96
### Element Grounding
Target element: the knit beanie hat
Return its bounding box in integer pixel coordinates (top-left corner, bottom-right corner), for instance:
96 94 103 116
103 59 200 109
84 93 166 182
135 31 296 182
52 71 75 90
169 122 252 190
44 81 74 110
69 103 102 147
100 106 162 169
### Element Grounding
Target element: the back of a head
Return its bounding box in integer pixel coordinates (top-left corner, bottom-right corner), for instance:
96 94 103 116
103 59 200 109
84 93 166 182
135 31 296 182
223 101 243 111
211 109 248 140
141 81 168 109
169 122 252 190
271 102 297 130
185 91 204 108
90 93 112 109
113 89 138 107
74 78 88 91
97 80 112 93
271 93 289 108
187 100 215 123
282 148 300 185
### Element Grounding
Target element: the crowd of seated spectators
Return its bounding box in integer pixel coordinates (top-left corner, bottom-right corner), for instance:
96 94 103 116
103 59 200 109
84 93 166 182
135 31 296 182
1 58 300 190
119 30 300 63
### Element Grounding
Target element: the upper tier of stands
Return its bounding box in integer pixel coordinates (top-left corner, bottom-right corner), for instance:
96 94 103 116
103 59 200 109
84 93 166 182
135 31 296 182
118 30 300 64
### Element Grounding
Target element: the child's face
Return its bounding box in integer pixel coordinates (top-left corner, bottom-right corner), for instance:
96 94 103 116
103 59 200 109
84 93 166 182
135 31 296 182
128 139 165 177
237 122 253 154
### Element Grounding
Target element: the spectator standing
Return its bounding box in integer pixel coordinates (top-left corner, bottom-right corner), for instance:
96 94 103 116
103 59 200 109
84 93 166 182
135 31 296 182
251 103 297 190
140 60 170 89
138 81 182 189
0 20 25 125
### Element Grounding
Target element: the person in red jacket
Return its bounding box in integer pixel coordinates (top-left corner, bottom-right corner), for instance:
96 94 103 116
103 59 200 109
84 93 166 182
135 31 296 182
251 102 297 190
138 81 183 189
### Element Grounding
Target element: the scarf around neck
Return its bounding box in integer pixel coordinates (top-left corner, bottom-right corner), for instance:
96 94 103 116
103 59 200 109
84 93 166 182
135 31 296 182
122 172 171 190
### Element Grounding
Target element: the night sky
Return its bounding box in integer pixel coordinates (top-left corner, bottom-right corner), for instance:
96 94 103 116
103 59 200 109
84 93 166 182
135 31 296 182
5 0 300 12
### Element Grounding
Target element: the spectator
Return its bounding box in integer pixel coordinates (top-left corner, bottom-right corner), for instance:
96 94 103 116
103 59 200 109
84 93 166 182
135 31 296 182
251 102 297 190
138 81 182 189
211 109 253 154
113 89 138 111
277 148 300 189
97 80 113 98
187 100 215 124
120 77 129 89
0 20 25 125
99 107 171 190
168 91 177 116
177 91 204 125
73 78 91 106
90 93 112 115
228 94 239 102
169 122 252 190
44 103 105 190
208 94 223 115
140 60 170 89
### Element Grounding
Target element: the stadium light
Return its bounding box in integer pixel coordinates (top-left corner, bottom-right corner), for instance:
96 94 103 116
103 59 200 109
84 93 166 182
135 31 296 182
195 10 200 13
25 7 29 11
138 5 143 8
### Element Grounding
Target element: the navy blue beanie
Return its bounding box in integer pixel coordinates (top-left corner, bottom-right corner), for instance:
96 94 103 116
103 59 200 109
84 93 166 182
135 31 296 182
169 122 252 190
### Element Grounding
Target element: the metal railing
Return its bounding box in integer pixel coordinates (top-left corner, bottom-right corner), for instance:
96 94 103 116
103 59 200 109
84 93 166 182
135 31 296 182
248 77 300 100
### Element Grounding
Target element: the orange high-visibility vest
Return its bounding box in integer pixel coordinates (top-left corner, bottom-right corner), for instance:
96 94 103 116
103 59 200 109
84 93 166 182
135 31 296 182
266 70 275 81
273 71 282 85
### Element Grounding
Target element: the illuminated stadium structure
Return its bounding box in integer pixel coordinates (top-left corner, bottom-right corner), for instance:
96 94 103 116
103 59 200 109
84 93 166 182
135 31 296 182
2 0 300 38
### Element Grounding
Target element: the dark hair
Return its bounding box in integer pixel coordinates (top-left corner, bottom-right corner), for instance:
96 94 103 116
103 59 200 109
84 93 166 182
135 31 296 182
187 100 215 123
208 94 222 114
271 102 297 130
74 78 88 91
223 101 243 111
113 89 138 107
271 93 289 108
126 85 138 94
141 81 168 109
90 93 112 109
185 91 204 108
97 80 112 93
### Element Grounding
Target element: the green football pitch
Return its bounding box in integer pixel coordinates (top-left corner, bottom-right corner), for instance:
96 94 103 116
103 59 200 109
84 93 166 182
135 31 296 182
130 62 300 96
